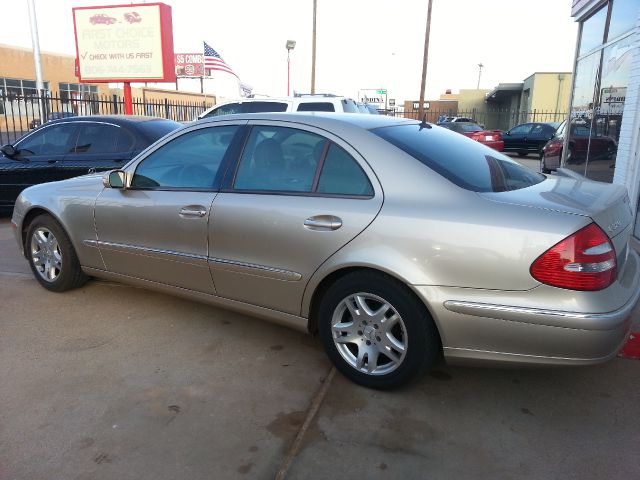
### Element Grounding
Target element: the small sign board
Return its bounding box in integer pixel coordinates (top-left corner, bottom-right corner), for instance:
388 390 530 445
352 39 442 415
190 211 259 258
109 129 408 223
175 53 204 77
73 3 176 83
599 87 626 116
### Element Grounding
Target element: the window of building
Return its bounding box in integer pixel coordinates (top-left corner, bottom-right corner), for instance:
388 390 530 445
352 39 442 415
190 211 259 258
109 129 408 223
59 83 98 104
564 0 635 183
0 77 50 100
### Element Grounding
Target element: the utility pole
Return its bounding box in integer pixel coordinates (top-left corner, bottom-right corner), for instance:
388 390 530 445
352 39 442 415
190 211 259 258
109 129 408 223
27 0 46 118
477 63 484 89
311 0 317 94
418 0 433 120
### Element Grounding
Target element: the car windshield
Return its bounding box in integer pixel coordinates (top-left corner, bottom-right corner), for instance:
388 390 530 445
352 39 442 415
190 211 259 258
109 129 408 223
461 124 483 132
372 124 545 192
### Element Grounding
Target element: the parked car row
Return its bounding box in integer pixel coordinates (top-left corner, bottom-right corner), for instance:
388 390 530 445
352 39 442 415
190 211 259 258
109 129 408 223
9 112 639 389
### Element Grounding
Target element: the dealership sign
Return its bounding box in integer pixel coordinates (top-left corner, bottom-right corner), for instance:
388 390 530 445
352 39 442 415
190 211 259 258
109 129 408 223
73 3 175 83
174 53 204 77
599 87 626 115
359 88 387 109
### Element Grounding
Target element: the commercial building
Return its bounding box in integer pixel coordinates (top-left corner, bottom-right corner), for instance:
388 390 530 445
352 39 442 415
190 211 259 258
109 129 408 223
566 0 639 238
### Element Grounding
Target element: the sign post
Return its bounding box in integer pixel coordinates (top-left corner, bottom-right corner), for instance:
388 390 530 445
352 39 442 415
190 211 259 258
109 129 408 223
72 3 176 115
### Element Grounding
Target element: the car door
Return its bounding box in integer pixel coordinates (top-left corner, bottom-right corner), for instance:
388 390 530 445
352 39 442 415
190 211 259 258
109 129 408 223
94 122 245 293
64 121 135 177
525 124 553 153
0 122 77 209
208 121 383 315
503 123 532 151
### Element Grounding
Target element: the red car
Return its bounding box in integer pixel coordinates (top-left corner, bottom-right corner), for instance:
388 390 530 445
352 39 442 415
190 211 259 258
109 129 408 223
439 122 504 151
89 14 117 25
541 120 617 173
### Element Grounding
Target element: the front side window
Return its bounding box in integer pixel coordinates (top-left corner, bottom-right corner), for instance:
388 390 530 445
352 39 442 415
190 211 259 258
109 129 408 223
132 125 239 189
17 123 77 156
373 124 544 192
73 123 134 154
509 124 532 135
206 103 242 117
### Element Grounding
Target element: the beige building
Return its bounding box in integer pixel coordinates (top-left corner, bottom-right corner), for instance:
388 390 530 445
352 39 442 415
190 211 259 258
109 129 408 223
519 72 572 119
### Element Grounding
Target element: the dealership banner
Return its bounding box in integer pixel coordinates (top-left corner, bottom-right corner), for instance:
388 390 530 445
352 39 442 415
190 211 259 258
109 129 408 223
174 53 204 77
73 3 175 83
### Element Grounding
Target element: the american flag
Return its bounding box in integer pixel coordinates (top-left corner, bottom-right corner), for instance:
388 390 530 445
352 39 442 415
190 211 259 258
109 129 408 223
203 42 238 78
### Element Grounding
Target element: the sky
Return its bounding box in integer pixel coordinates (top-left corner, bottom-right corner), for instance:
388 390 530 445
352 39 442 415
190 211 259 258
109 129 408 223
1 0 579 103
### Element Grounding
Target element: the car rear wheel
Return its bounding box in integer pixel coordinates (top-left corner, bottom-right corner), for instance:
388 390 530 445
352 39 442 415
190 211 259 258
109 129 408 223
26 214 88 292
318 271 441 389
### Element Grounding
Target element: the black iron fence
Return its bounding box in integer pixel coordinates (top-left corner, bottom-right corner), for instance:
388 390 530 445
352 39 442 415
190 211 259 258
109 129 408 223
388 109 567 131
0 90 214 145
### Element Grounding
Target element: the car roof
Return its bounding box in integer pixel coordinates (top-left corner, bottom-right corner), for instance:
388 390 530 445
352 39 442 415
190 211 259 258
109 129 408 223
195 111 416 130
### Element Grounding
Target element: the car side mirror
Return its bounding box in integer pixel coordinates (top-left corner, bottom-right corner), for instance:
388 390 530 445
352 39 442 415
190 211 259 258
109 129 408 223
104 170 127 189
1 144 16 157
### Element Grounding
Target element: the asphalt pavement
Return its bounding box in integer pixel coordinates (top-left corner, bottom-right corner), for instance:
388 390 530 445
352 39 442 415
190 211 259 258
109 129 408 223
1 181 639 480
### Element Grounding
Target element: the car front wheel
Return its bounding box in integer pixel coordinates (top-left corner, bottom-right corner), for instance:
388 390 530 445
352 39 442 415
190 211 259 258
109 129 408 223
26 214 88 292
318 271 441 389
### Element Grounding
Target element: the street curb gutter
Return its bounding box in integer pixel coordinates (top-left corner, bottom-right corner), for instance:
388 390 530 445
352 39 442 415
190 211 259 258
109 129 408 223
275 367 336 480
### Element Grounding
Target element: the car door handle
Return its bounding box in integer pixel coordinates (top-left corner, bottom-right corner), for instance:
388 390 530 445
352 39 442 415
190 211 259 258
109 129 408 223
304 215 342 231
179 206 207 218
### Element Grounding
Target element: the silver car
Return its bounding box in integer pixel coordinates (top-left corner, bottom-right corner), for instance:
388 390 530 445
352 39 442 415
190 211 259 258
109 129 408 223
11 113 640 389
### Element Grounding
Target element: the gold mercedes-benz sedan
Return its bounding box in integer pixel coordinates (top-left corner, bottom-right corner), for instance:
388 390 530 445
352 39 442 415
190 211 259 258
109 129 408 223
11 113 640 389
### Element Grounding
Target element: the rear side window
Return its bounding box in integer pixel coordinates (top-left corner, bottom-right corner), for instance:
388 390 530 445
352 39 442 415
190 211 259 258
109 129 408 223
245 102 288 113
137 119 182 143
73 123 134 154
373 124 544 192
317 144 373 196
297 102 335 112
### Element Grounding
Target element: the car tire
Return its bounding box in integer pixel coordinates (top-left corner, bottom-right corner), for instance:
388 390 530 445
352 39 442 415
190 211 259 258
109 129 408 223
318 270 441 389
26 214 88 292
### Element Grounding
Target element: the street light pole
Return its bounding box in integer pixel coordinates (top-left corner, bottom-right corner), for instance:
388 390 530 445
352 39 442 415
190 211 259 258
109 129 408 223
26 0 46 119
311 0 317 95
418 0 433 120
477 63 484 89
286 40 296 96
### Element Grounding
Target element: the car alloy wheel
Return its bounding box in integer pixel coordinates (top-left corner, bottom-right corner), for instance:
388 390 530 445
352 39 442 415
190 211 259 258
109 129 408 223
330 292 408 375
318 270 441 389
30 227 62 282
26 214 88 292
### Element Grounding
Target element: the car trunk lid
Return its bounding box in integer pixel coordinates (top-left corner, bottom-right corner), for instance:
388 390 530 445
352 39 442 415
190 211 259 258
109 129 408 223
480 176 634 271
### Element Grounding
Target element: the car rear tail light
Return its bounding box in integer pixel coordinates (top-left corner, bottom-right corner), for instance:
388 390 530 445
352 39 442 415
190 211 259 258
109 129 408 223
544 141 562 155
530 223 616 291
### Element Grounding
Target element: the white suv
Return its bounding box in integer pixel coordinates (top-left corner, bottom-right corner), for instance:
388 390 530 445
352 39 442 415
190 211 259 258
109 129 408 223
198 94 360 119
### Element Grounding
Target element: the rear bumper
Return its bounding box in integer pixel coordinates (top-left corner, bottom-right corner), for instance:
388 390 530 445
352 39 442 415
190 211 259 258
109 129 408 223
413 249 640 366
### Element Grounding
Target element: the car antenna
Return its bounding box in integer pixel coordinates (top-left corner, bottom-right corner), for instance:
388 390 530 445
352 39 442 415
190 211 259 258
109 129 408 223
419 114 431 130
